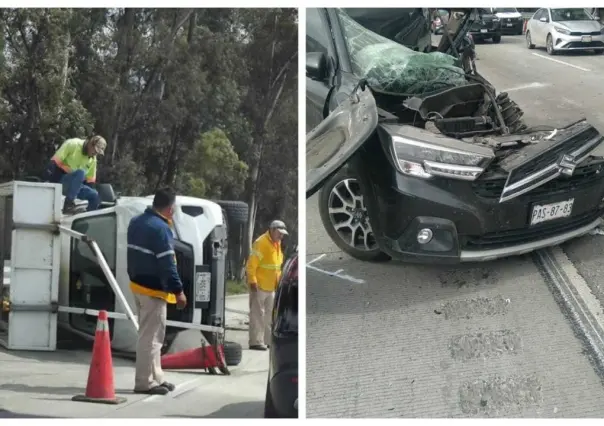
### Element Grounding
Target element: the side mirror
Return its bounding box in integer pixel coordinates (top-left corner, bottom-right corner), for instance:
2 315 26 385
539 17 548 23
306 52 328 81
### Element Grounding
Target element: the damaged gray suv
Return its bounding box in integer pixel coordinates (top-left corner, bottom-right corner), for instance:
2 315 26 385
306 8 604 264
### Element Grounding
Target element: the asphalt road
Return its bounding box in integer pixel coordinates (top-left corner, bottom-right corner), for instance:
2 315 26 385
306 35 604 418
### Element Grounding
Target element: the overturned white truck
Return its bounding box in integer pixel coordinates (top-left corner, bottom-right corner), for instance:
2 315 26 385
0 180 247 366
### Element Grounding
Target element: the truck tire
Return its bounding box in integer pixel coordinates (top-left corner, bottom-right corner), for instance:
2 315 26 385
214 200 249 226
224 340 243 366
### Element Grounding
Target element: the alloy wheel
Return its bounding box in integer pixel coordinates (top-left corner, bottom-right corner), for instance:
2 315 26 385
547 35 554 54
327 178 377 252
526 32 532 48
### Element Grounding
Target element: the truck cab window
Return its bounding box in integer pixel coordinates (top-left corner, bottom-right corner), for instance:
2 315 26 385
69 213 117 336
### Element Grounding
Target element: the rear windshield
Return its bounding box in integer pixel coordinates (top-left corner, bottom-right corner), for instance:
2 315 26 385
551 8 593 21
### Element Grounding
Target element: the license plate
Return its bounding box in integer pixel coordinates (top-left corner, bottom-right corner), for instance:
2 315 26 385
530 199 574 226
195 272 211 302
582 35 592 42
507 23 513 27
481 29 488 33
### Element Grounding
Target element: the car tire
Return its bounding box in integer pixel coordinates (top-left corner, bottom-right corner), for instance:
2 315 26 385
264 381 279 418
492 35 502 43
318 167 390 262
213 200 249 226
526 31 535 49
224 340 243 366
546 34 556 55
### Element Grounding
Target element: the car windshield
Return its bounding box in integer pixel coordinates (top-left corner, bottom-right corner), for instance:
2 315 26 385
495 8 517 13
335 8 467 95
551 8 593 21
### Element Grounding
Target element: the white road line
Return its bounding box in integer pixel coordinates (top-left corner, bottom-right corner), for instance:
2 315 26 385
306 263 365 284
501 82 549 92
531 53 591 72
307 254 326 265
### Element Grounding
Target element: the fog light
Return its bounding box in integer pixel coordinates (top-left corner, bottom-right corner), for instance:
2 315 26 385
417 228 433 244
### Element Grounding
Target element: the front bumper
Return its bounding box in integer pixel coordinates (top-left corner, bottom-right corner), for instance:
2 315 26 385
362 159 604 264
552 31 604 51
500 20 523 34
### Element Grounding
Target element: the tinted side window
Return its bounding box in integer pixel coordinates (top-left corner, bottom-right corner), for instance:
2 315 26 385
533 9 544 20
307 8 330 55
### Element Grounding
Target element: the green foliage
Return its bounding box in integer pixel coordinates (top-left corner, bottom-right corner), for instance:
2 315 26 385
0 8 298 250
181 128 249 199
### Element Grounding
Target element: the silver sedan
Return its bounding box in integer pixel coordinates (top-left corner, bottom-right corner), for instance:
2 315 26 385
525 8 604 55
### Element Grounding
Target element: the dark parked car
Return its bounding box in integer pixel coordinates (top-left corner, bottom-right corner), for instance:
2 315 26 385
264 252 298 418
468 8 502 43
306 8 604 264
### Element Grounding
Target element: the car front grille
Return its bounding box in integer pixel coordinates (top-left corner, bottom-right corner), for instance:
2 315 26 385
473 160 604 199
566 41 604 48
569 31 602 36
462 208 603 250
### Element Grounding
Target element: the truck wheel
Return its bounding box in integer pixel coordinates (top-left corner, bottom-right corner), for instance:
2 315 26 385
214 200 249 226
224 340 242 366
492 35 501 43
318 167 390 262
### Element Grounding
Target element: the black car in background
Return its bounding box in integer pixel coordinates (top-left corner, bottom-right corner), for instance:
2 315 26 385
468 8 502 43
264 252 298 418
306 8 604 265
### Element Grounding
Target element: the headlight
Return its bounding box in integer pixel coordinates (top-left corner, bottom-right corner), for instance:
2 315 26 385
379 124 495 181
554 26 571 35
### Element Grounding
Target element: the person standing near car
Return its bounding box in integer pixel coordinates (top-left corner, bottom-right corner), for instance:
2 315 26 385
127 187 187 395
246 220 288 351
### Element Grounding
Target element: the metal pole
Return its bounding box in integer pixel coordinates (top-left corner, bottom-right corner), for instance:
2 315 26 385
58 225 139 331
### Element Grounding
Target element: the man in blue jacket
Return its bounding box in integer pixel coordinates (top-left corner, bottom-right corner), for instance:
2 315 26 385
127 187 187 395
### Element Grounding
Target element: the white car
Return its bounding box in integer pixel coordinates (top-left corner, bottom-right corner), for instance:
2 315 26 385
525 8 604 54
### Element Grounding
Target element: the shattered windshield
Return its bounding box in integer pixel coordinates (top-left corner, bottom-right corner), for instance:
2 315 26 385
335 8 467 95
551 8 593 21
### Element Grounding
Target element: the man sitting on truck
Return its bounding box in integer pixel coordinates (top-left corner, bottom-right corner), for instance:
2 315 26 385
42 135 107 214
127 187 187 396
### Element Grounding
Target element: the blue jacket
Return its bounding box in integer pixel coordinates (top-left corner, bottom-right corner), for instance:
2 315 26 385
127 208 183 301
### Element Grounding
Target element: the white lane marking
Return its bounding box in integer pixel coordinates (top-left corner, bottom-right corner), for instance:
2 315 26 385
307 254 326 265
531 53 591 72
142 377 201 403
501 82 549 92
306 263 365 284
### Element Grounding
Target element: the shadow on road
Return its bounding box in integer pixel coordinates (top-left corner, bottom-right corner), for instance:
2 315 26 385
165 400 264 418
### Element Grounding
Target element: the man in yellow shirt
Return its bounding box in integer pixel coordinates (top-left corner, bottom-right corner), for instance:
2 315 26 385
43 135 107 214
246 220 287 351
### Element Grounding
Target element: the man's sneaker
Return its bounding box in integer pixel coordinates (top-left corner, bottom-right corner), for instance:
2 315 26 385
62 199 77 215
160 381 176 392
133 385 169 395
249 344 268 351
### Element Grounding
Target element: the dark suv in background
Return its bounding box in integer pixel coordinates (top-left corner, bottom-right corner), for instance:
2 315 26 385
468 8 502 43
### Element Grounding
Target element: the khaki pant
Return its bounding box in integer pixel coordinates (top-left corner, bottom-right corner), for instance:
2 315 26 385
248 289 275 347
133 293 167 391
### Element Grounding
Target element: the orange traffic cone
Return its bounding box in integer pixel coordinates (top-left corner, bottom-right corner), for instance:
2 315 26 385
161 342 225 370
72 310 127 405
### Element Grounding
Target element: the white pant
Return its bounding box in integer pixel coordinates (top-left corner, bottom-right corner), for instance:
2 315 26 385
133 293 167 391
248 289 275 346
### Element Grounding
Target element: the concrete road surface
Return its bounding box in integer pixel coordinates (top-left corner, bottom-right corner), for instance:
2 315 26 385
0 294 267 418
306 35 604 418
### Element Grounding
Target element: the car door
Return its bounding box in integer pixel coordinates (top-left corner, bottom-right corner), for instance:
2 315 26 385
306 8 338 133
534 9 549 45
528 9 542 44
306 85 378 198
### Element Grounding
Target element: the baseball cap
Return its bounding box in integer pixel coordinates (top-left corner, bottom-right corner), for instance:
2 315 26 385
270 220 289 235
90 135 107 156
